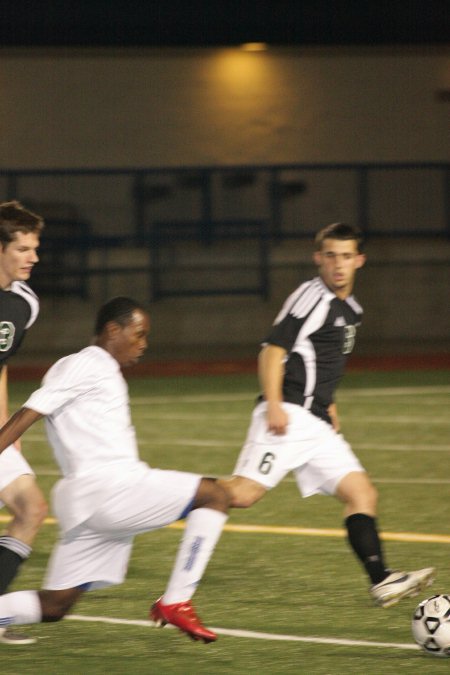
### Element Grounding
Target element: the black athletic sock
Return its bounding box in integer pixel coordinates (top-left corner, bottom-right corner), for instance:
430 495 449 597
0 537 31 595
345 513 388 585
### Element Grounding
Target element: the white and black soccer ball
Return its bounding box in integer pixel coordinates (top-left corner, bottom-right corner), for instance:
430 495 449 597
412 594 450 658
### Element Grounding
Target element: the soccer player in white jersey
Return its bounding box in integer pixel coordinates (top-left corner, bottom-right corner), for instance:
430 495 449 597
220 223 434 608
0 296 229 643
0 202 48 644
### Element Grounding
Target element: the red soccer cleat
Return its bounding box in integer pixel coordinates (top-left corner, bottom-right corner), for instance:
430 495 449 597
150 597 217 643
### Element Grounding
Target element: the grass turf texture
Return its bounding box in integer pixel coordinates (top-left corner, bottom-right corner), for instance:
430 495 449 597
3 368 450 673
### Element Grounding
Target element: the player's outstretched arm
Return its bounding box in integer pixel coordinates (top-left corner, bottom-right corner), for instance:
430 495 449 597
0 407 43 454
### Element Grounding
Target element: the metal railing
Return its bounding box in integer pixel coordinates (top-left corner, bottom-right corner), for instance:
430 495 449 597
1 162 448 299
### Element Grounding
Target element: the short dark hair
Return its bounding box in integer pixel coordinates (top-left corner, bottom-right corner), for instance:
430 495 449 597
315 222 364 252
0 201 44 246
94 296 147 335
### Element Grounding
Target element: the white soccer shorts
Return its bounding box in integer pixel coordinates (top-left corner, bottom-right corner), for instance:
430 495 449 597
43 467 201 591
0 445 35 507
233 401 365 497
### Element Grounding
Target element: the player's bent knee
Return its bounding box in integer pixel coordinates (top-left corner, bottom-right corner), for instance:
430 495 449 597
368 482 379 505
231 492 261 509
3 477 48 525
28 497 49 526
336 471 379 513
223 479 266 509
359 478 378 511
15 497 48 530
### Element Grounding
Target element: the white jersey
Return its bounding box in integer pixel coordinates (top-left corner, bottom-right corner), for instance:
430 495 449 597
24 345 147 532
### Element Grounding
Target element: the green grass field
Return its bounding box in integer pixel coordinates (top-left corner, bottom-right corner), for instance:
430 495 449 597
3 368 450 674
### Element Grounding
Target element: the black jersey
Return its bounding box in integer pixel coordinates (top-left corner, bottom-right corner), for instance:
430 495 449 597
0 281 39 367
264 276 363 424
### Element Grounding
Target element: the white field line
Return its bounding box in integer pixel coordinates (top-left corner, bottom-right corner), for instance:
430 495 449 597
282 476 450 485
131 385 450 405
19 434 450 454
373 478 450 484
138 412 250 420
132 393 255 404
2 513 450 544
29 468 450 483
128 416 450 427
11 386 450 410
349 443 450 452
338 386 450 398
22 468 450 484
139 413 449 426
20 432 450 451
65 613 418 651
349 416 450 425
135 439 450 450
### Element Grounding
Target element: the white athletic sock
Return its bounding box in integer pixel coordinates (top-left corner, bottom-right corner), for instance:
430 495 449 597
162 508 227 605
0 590 42 626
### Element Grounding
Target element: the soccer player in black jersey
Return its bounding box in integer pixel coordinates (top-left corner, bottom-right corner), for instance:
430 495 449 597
221 222 434 608
0 201 48 643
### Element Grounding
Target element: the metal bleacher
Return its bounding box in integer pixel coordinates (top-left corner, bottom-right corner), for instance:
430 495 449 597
21 200 91 298
1 161 449 302
133 171 270 299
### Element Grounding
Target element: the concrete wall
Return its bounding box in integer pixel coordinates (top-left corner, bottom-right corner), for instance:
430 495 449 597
1 46 449 168
1 45 449 358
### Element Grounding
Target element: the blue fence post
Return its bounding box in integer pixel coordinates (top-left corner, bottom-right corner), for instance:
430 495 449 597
357 166 369 235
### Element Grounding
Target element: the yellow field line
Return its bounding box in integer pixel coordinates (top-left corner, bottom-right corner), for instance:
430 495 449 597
170 521 450 544
2 514 450 544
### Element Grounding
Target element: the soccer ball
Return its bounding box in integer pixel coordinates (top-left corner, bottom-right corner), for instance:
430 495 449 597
412 595 450 657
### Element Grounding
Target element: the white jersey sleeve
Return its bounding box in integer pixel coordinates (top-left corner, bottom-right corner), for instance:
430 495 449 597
24 345 139 479
25 347 102 415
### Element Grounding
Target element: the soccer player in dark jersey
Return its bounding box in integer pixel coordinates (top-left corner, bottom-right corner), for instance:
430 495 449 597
221 222 434 608
0 201 48 644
